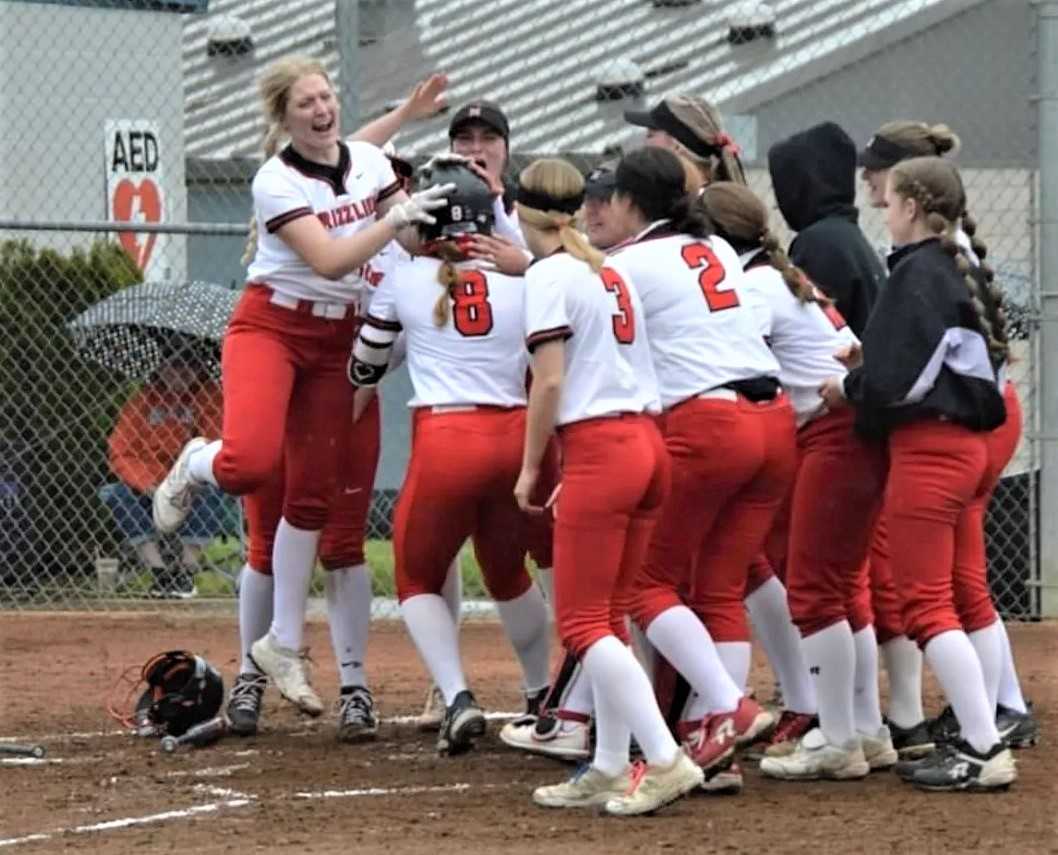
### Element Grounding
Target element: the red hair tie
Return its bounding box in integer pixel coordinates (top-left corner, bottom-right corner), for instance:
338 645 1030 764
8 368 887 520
714 132 742 157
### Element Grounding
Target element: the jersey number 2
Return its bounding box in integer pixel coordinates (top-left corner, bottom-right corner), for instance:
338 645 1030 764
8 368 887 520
600 267 636 344
681 243 739 312
453 270 494 337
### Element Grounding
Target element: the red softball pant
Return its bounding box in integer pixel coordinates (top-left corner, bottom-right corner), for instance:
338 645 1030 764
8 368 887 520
865 511 905 643
523 439 560 569
785 406 886 637
952 381 1021 632
214 285 358 530
243 394 382 573
635 394 797 642
394 407 533 604
553 414 670 658
885 419 990 647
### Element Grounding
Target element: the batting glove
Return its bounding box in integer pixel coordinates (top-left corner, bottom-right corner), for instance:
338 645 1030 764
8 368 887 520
382 183 454 229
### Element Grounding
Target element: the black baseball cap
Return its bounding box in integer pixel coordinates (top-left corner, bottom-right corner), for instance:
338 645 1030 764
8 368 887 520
584 162 617 200
448 100 510 143
857 134 916 171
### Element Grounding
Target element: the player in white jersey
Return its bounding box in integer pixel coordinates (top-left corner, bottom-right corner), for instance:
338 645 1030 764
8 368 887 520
592 148 794 782
699 181 899 779
511 157 702 817
349 159 549 756
152 55 452 715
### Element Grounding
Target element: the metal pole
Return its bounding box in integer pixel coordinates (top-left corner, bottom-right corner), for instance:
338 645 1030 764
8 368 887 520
0 219 247 236
335 0 361 137
1036 1 1058 617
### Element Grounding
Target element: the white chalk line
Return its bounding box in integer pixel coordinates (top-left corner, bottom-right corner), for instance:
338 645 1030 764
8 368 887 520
0 778 521 848
0 712 520 746
0 799 253 848
167 763 251 779
0 758 63 766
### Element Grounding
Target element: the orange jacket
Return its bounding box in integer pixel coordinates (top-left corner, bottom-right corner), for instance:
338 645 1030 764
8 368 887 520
108 383 223 493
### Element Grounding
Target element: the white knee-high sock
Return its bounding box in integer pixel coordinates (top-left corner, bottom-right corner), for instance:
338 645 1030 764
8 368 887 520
583 636 679 767
495 584 551 694
400 594 467 705
801 621 857 746
880 635 925 728
715 641 752 694
188 440 221 487
268 519 320 651
238 564 273 673
745 577 817 714
852 626 884 735
924 630 1001 753
967 619 1003 713
591 673 630 777
996 621 1028 713
324 564 373 689
645 606 742 717
441 555 462 624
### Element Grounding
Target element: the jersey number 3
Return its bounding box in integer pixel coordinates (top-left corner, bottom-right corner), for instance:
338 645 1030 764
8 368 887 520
600 267 636 344
453 270 494 337
681 243 739 312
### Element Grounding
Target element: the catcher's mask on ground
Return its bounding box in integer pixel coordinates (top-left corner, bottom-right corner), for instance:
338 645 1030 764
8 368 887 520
108 650 224 737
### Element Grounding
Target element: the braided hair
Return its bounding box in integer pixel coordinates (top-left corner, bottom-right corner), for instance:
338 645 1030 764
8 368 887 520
888 157 1009 366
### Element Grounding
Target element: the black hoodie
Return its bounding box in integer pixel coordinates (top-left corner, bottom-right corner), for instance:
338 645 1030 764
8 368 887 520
768 122 885 336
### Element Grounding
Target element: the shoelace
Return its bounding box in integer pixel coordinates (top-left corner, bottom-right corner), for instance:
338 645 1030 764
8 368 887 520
229 675 266 711
624 760 647 795
340 690 374 723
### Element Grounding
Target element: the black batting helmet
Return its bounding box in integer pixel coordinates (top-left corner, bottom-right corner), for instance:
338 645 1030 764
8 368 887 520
109 650 224 737
417 156 495 243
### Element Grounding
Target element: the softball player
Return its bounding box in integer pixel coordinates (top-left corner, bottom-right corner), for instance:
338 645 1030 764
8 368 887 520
515 157 703 816
698 182 897 779
152 55 450 715
349 158 548 756
821 157 1016 792
858 121 1037 750
597 149 793 782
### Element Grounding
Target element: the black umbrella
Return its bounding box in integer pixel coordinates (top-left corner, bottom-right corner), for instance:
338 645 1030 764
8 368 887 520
67 281 241 381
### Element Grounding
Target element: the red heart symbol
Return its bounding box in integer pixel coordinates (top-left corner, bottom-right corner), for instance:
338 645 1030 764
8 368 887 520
112 178 162 271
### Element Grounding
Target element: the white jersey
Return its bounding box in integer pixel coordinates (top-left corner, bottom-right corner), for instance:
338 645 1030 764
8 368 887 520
524 252 659 426
364 256 528 408
607 226 779 409
738 251 858 426
246 140 400 304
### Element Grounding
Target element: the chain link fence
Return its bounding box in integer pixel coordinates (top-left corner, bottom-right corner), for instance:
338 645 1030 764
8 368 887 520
0 0 1041 617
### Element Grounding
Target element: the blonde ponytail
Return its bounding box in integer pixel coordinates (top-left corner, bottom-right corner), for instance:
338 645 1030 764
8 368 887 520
241 122 287 266
517 158 603 270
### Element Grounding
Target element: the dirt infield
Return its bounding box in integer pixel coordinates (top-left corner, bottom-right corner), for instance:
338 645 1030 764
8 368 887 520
1 613 1055 854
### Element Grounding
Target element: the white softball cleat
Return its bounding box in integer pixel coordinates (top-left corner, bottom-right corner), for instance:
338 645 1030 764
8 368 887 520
249 633 323 717
152 436 207 534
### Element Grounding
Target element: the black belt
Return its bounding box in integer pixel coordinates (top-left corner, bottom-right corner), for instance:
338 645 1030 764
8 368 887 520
722 377 780 402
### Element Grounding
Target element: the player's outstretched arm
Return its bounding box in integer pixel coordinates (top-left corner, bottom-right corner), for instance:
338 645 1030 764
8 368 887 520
350 72 449 147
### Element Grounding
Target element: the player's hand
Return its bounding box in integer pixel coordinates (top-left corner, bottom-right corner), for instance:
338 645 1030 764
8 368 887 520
833 342 863 369
352 386 377 423
383 183 454 229
514 466 542 515
466 159 505 198
467 234 531 275
402 73 449 121
818 376 848 409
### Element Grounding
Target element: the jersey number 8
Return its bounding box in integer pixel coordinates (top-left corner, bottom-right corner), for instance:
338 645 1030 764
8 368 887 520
452 270 494 337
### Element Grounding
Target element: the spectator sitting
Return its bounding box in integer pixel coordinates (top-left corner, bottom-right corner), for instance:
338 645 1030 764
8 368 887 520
101 349 230 598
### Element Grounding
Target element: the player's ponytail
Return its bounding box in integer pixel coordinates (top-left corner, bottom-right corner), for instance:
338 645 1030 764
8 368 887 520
700 181 815 302
432 242 468 327
517 159 605 271
242 55 335 268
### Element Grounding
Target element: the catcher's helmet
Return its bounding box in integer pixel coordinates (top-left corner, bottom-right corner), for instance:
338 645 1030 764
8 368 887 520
417 157 494 243
109 650 224 737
